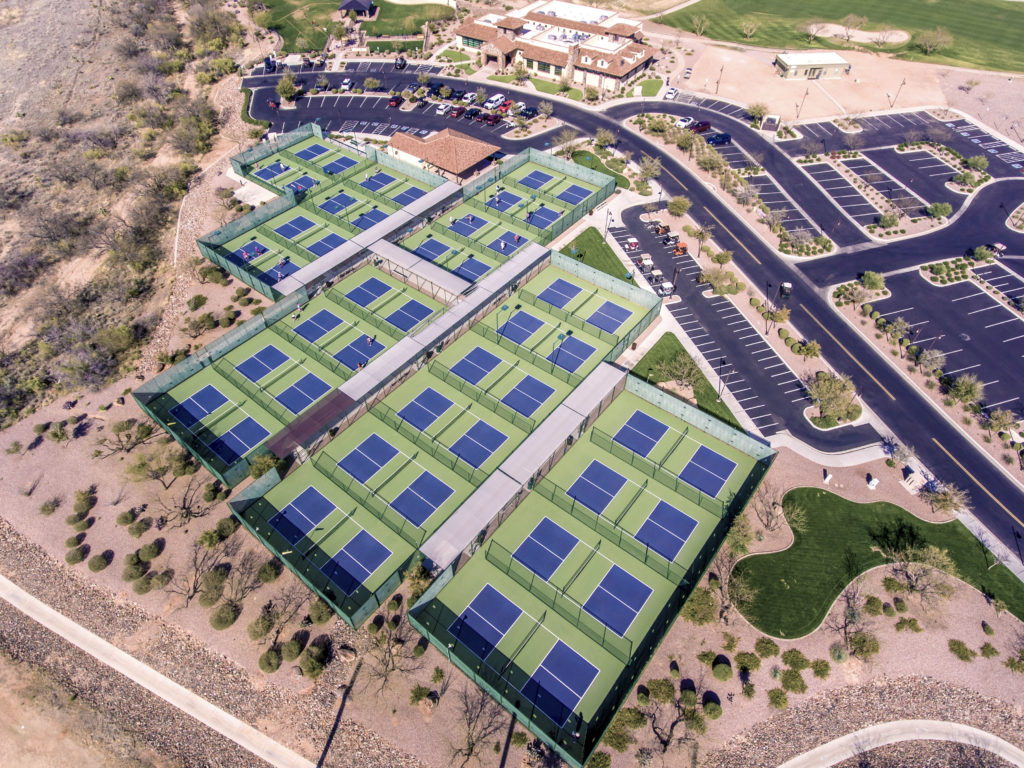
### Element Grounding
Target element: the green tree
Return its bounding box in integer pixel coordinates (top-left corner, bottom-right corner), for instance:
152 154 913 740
474 86 488 104
667 195 692 217
364 76 381 91
276 73 297 102
918 346 947 375
800 340 821 360
987 408 1018 435
860 271 886 291
916 27 953 55
966 155 989 171
805 371 858 421
594 128 615 148
538 100 554 119
417 72 430 85
922 482 970 513
747 102 769 123
511 62 529 83
927 201 953 218
948 373 984 404
679 587 717 625
655 353 699 391
879 212 899 228
309 598 335 624
638 154 662 182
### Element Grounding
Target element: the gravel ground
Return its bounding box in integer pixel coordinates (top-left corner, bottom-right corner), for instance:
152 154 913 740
832 740 1015 768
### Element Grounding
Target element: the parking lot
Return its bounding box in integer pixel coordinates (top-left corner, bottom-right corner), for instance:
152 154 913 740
974 261 1024 304
943 117 1024 171
872 272 1024 413
745 174 820 236
864 148 961 211
342 61 440 74
802 163 880 226
840 156 926 216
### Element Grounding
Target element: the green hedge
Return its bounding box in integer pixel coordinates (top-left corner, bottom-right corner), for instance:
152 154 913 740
241 88 271 129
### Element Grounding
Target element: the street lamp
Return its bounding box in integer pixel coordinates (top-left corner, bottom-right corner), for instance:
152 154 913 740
603 209 614 240
764 281 772 335
716 357 727 401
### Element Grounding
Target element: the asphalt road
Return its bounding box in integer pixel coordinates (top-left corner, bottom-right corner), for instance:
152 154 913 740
241 69 1024 556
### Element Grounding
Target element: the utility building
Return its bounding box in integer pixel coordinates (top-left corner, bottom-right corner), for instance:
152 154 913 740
774 51 850 80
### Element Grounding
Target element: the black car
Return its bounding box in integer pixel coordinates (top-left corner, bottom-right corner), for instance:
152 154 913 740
451 89 465 101
706 132 732 146
428 87 443 99
520 106 538 119
464 107 481 120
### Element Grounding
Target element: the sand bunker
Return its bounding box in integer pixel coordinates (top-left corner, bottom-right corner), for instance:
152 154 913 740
817 23 911 45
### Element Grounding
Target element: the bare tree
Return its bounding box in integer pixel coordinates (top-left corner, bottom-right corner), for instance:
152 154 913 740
825 580 864 648
917 347 947 375
159 475 213 529
916 27 953 55
224 550 264 604
125 450 174 489
839 14 868 42
873 29 895 47
709 547 756 624
94 418 156 457
751 480 783 531
740 17 759 39
802 20 827 42
555 126 578 158
449 686 506 768
640 675 706 754
165 539 227 606
691 14 709 37
655 353 699 391
363 611 423 693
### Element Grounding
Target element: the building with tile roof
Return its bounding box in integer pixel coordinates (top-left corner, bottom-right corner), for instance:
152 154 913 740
387 128 500 179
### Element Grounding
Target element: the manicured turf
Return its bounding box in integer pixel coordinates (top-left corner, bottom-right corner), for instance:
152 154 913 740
368 39 424 53
258 0 338 51
656 0 1024 73
735 488 1024 638
440 48 469 63
487 74 516 83
632 333 742 430
362 0 454 36
566 227 634 286
639 78 663 97
531 78 582 100
572 151 628 189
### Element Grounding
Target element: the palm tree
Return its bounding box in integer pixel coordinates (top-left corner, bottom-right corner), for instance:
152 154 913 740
694 224 714 257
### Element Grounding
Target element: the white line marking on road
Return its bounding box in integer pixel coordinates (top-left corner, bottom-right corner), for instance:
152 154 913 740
944 364 980 375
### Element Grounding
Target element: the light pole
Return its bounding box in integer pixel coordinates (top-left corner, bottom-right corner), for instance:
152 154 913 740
764 281 772 335
795 87 809 119
715 64 724 95
889 77 907 108
716 357 727 401
603 209 614 241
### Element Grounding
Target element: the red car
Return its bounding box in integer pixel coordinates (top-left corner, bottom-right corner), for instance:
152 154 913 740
450 105 466 118
388 95 403 107
689 120 711 133
484 113 502 125
497 99 513 113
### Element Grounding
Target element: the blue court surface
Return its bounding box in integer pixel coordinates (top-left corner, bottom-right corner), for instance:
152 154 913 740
513 517 578 581
519 169 553 190
254 162 289 180
269 486 336 546
497 310 544 344
285 174 319 193
361 171 396 192
322 155 357 175
208 417 270 464
397 387 453 431
451 346 502 385
236 345 290 383
450 420 507 468
567 460 627 515
557 184 592 205
258 259 301 285
453 257 490 282
391 186 425 206
390 471 453 526
307 232 346 257
525 205 561 229
635 501 697 562
385 299 432 332
521 641 598 727
294 143 329 161
319 192 357 215
586 301 631 334
486 230 527 256
583 565 652 637
485 190 522 212
293 309 345 343
321 529 392 596
274 215 316 240
501 375 554 417
275 372 332 414
169 385 228 428
414 237 449 261
547 336 595 373
613 410 668 457
679 445 736 498
339 433 398 483
230 240 269 264
346 277 391 307
449 214 487 237
536 278 581 309
334 335 386 370
352 207 389 230
450 585 521 660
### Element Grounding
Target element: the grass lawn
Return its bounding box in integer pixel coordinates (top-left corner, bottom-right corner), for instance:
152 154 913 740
439 48 469 63
361 0 454 36
487 74 516 83
572 150 628 189
368 39 423 53
259 0 338 51
639 78 663 97
632 333 742 430
530 78 583 101
657 0 1024 73
735 488 1024 638
567 226 634 286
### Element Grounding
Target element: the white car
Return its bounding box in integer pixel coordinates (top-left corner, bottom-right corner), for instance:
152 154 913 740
513 101 526 114
674 116 695 130
462 92 475 104
663 87 678 100
340 78 353 92
435 103 452 116
484 93 505 110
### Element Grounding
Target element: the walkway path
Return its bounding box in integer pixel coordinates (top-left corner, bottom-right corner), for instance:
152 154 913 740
0 574 314 768
778 719 1024 768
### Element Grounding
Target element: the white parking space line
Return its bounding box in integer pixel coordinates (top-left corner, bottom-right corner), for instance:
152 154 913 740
987 397 1021 408
944 364 980 375
1003 333 1024 343
967 305 1002 314
985 318 1019 329
952 292 986 302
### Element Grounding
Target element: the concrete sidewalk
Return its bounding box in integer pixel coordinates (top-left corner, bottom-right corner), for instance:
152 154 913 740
0 575 314 768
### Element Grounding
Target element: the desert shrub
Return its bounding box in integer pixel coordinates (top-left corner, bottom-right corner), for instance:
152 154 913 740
65 545 88 565
811 659 830 679
780 669 806 693
73 489 96 515
735 651 761 673
830 643 848 663
210 601 242 630
755 637 779 658
948 639 976 662
259 648 282 673
116 509 137 526
895 617 922 632
412 643 426 658
781 649 810 670
409 684 431 705
697 650 716 666
216 516 239 539
768 688 788 709
127 518 152 538
149 571 171 589
849 632 880 660
137 539 164 562
883 576 908 593
73 517 93 533
704 701 722 720
122 553 147 581
309 598 334 625
712 662 732 681
588 753 611 768
883 602 896 617
980 643 999 659
132 574 154 594
893 596 908 613
680 586 717 625
247 607 275 640
863 595 883 615
65 535 84 548
300 643 328 679
982 621 995 636
40 498 59 515
281 639 303 662
88 553 110 572
511 731 529 748
258 559 282 583
199 567 228 606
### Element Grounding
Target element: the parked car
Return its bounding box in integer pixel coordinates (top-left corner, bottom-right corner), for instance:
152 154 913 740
684 67 693 80
706 132 732 146
340 78 353 92
450 105 466 118
462 92 476 104
513 101 526 114
624 237 640 251
435 103 452 116
451 89 465 102
464 107 481 120
674 116 694 130
388 95 403 107
657 282 674 297
690 120 712 133
520 106 538 119
484 93 504 109
483 113 502 125
663 87 678 100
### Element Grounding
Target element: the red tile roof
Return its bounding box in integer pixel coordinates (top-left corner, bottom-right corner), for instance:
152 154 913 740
389 129 499 176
